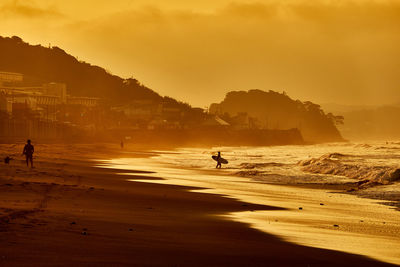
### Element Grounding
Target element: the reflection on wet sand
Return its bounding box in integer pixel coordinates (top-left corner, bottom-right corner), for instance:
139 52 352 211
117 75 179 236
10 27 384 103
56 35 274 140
100 153 400 265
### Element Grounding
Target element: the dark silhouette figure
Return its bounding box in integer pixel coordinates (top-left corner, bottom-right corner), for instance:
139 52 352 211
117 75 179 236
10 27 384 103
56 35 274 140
216 151 222 169
120 140 124 149
23 139 34 168
4 156 12 164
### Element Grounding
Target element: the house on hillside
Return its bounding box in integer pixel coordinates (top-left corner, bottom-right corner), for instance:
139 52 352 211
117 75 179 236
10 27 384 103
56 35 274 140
162 106 183 121
229 112 262 130
202 115 230 129
0 93 12 114
112 101 161 121
0 72 23 87
67 96 99 107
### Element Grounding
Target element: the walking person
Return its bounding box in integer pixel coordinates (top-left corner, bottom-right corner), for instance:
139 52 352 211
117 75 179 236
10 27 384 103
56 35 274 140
212 151 228 169
22 139 34 168
4 156 12 164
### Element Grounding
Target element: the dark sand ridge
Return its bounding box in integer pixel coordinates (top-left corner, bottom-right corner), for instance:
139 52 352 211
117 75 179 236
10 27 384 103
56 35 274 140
0 144 396 266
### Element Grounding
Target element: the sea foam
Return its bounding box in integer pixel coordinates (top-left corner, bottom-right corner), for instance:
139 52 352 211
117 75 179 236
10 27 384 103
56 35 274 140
298 153 400 187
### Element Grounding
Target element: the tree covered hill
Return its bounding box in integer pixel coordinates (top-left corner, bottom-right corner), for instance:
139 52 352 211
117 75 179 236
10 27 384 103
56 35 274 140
209 90 344 143
0 36 344 143
0 36 182 107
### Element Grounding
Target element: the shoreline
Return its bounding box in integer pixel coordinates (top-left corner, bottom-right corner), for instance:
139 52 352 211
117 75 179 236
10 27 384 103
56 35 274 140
0 144 397 266
102 153 400 265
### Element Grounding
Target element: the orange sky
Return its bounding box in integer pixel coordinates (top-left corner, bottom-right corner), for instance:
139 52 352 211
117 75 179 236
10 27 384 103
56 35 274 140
1 0 399 107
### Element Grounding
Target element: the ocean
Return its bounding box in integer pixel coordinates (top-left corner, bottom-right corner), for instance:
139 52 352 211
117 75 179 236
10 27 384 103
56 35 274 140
99 142 400 264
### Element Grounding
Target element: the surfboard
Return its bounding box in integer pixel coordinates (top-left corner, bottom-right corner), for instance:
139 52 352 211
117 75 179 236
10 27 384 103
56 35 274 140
212 155 228 164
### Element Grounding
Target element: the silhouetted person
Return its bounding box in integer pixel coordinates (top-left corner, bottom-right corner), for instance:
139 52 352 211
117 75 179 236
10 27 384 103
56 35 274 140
23 139 34 168
120 140 124 149
216 151 222 169
4 156 12 164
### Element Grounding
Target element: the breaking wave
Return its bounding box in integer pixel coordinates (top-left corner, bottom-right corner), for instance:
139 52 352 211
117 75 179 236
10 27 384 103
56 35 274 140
239 162 285 169
298 153 400 187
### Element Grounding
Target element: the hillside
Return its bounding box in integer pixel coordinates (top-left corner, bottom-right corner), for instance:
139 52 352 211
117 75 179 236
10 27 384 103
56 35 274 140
209 90 344 143
0 36 184 108
0 36 343 144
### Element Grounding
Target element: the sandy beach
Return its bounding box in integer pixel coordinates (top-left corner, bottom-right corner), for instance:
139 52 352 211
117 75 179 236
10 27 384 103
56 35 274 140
0 143 397 266
103 150 400 265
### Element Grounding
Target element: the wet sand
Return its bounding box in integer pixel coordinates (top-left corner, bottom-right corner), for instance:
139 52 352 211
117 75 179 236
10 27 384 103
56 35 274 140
0 144 397 266
104 156 400 265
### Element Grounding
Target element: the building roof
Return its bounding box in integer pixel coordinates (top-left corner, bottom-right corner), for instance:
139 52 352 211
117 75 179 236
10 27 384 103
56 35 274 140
203 115 230 126
0 72 23 82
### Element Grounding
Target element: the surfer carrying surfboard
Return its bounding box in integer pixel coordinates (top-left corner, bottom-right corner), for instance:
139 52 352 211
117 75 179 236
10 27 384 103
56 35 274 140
212 151 228 169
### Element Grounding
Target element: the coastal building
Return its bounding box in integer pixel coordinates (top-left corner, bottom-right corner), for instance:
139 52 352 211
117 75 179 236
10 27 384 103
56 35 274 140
0 85 66 121
67 96 99 107
162 106 183 121
202 115 230 128
0 93 12 114
113 101 161 120
0 71 23 86
0 71 100 122
42 83 67 104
